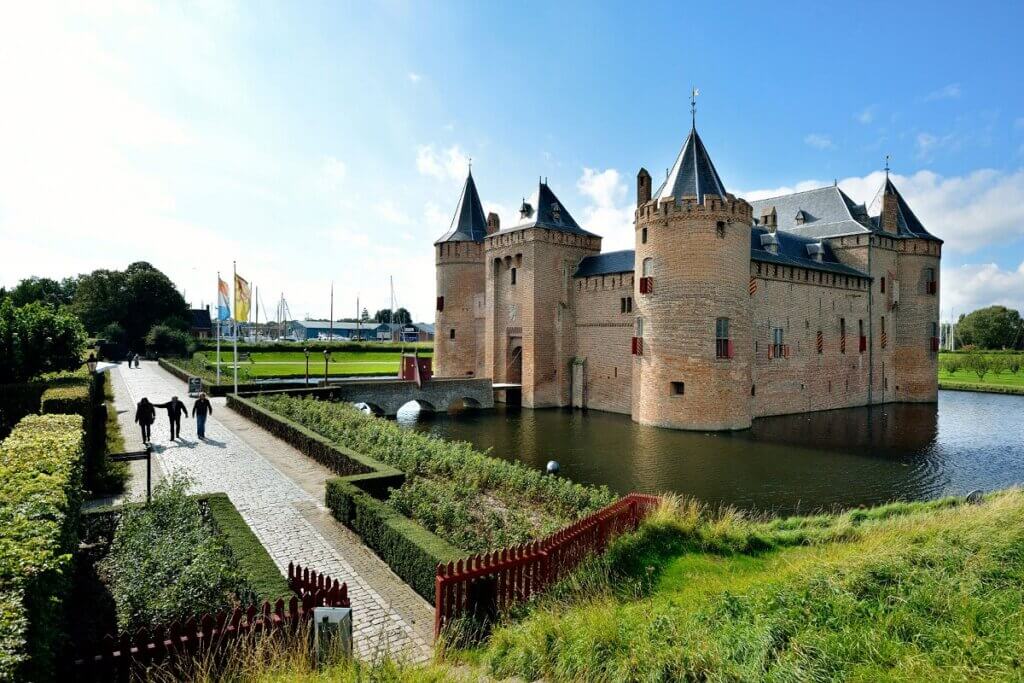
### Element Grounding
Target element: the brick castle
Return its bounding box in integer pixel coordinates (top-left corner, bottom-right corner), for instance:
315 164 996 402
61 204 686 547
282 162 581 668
433 121 941 431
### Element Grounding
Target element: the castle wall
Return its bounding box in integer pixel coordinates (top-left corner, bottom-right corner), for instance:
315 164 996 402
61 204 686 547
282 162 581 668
893 239 941 401
434 240 486 378
573 273 634 414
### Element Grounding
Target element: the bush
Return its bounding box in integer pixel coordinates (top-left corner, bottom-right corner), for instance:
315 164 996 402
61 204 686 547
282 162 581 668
989 354 1007 375
0 299 87 383
100 475 253 633
963 352 992 380
0 413 84 681
203 494 291 602
941 355 962 375
1009 356 1022 375
145 324 193 358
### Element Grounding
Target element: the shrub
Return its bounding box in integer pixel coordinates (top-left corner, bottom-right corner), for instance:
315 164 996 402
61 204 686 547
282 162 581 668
145 324 193 358
1009 356 1022 375
0 299 87 383
0 413 84 680
100 475 253 632
941 355 961 375
963 352 991 380
989 354 1007 375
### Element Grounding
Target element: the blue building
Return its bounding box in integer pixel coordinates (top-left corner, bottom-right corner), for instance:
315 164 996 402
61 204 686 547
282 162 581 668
288 320 387 341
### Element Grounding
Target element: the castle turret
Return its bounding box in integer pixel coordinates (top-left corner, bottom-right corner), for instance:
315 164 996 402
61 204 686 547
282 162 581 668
632 123 754 430
434 169 488 378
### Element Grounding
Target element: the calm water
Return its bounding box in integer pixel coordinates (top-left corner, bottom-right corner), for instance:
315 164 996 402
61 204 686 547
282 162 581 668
397 391 1024 514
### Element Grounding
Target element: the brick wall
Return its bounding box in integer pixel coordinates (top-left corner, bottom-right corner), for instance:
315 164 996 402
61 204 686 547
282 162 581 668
574 273 634 414
434 240 485 378
894 239 941 401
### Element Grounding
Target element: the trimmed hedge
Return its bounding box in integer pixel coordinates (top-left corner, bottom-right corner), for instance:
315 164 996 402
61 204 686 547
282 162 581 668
203 493 292 602
0 383 47 439
0 413 85 681
326 478 461 601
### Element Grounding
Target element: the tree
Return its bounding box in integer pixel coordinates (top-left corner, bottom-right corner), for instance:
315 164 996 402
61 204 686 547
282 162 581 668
393 307 412 325
0 299 87 382
8 277 76 309
373 309 392 324
145 324 192 357
956 306 1024 350
360 308 370 322
963 352 992 381
72 262 188 352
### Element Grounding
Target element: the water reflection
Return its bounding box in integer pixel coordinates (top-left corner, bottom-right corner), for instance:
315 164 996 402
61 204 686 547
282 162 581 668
397 391 1024 515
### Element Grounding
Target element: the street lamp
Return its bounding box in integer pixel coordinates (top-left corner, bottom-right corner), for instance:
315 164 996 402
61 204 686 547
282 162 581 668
304 348 310 385
323 349 331 385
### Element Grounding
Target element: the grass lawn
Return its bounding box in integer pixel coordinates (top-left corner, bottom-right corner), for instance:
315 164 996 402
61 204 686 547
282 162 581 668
201 350 432 378
939 368 1024 389
468 491 1024 682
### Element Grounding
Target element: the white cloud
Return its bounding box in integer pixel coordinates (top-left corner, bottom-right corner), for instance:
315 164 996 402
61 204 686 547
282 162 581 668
942 261 1024 319
375 200 413 226
855 106 876 125
804 133 834 150
416 144 470 183
915 131 963 159
576 168 634 250
316 156 347 194
407 72 421 83
423 201 450 232
924 83 961 101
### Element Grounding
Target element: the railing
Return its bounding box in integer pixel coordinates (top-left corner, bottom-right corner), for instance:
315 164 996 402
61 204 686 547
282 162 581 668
434 493 660 637
73 563 348 680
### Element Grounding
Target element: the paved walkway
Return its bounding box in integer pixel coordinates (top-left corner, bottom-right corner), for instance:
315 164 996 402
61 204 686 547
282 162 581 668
111 361 433 662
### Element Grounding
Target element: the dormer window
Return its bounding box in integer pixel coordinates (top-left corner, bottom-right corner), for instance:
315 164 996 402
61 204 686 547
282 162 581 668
519 200 534 220
795 210 807 226
551 201 561 221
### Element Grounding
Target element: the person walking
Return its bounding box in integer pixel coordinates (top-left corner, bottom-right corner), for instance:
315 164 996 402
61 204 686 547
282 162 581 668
155 396 189 440
134 353 141 368
192 392 213 440
134 397 156 444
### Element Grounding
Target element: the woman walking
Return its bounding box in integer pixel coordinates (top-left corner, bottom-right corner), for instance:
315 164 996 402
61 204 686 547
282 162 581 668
134 397 156 444
192 392 213 440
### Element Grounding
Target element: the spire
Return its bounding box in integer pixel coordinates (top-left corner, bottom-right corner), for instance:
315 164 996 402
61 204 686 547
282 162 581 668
653 123 728 205
435 168 488 244
876 175 940 241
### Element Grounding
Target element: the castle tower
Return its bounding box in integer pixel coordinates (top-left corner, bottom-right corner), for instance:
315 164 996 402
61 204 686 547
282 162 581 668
434 169 488 378
878 177 942 402
632 122 754 430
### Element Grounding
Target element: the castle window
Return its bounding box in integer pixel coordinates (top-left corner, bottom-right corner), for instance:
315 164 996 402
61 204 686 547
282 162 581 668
642 257 653 277
715 318 732 359
642 227 648 244
449 328 455 340
510 267 517 285
436 296 444 312
635 316 644 338
924 268 937 294
840 318 846 354
859 319 866 353
816 330 823 354
620 297 632 313
670 381 685 396
716 221 726 238
881 276 886 293
771 327 785 359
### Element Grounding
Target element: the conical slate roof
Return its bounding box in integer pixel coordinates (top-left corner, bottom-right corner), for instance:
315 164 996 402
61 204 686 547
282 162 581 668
505 181 598 237
873 177 941 242
654 125 728 204
435 170 488 244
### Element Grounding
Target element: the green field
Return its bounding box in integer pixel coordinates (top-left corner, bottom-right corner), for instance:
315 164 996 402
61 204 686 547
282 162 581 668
937 351 1024 394
200 350 432 378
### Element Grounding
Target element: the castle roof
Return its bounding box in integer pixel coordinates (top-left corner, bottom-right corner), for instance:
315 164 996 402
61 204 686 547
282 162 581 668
501 181 598 237
750 227 871 278
435 169 488 244
653 125 729 204
573 250 635 277
870 178 942 242
748 186 874 240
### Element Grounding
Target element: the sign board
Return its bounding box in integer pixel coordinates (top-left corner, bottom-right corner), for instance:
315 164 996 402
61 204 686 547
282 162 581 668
187 377 202 397
313 606 352 662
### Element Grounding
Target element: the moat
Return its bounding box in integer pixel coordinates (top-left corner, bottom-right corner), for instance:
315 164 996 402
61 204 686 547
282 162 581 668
398 390 1024 514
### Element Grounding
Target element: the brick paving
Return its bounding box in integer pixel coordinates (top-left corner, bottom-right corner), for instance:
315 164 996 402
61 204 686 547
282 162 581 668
111 361 433 662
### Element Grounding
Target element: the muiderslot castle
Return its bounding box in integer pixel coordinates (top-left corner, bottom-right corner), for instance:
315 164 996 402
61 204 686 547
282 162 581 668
433 121 941 431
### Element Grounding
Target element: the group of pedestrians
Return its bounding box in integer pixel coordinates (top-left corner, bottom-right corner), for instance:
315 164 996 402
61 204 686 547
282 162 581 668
134 393 214 444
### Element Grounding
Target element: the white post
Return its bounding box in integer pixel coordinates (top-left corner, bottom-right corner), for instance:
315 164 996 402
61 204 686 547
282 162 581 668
233 261 238 394
216 271 222 384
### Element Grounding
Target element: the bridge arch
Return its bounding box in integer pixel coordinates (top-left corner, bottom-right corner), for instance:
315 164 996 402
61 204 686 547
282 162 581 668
448 397 482 412
397 398 436 414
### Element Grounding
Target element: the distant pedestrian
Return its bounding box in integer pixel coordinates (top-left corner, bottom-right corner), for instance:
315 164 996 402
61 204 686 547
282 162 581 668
155 396 189 440
134 397 156 444
192 392 213 440
134 353 141 368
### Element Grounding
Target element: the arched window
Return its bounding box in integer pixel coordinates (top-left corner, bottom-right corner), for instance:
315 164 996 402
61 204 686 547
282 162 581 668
642 257 653 277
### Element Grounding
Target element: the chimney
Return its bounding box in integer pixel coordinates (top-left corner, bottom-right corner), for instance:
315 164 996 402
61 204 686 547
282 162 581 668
880 185 899 234
637 168 652 207
486 212 500 235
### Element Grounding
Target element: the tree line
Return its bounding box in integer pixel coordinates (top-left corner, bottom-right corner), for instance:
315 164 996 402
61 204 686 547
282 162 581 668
953 305 1024 350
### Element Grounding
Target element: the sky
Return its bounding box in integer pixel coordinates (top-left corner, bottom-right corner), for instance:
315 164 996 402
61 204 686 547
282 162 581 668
2 1 1024 323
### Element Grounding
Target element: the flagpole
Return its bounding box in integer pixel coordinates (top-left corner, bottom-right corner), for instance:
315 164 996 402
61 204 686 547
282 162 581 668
233 261 238 394
216 271 222 384
254 284 259 343
329 282 334 342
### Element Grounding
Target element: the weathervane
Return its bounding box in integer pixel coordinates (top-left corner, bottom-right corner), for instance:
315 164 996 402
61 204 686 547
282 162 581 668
690 86 700 127
468 156 472 172
884 154 890 179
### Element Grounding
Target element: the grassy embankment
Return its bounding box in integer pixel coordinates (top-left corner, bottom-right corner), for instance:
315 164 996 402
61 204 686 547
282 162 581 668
196 350 433 379
938 351 1024 394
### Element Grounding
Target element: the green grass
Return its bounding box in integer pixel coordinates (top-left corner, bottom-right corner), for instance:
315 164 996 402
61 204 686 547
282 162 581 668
466 491 1024 682
939 368 1024 390
200 350 432 379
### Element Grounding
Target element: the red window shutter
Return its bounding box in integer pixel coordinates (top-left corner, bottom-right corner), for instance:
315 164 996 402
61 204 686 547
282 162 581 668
436 296 444 312
859 335 867 353
768 344 774 359
930 337 939 352
727 339 734 359
631 337 643 355
783 344 790 358
927 281 937 295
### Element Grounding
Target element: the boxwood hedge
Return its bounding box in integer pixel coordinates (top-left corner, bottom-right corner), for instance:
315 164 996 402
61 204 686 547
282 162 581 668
0 413 84 681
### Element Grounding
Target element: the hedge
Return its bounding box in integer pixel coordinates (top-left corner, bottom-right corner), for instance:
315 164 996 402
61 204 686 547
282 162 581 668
203 493 292 602
0 383 47 440
0 413 85 681
227 393 459 602
326 478 461 601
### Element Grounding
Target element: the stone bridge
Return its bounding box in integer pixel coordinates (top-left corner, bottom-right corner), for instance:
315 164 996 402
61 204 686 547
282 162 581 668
252 378 494 417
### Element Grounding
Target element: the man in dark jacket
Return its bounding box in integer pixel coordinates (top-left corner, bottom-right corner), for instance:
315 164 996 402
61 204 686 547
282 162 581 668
192 392 213 440
134 397 156 444
155 396 189 440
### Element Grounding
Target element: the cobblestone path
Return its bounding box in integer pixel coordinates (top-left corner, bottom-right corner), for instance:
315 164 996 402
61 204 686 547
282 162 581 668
112 361 433 662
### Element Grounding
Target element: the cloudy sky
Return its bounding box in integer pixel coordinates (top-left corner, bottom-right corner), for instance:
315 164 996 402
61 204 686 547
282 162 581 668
2 1 1023 322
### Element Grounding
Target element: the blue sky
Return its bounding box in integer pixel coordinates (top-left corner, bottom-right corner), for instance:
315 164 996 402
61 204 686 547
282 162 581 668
2 1 1023 322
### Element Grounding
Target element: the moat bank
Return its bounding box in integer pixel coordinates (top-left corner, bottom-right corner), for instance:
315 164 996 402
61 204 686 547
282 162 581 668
398 390 1024 514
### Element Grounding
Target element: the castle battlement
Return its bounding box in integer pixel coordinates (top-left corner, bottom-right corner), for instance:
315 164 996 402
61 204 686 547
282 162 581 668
637 194 753 222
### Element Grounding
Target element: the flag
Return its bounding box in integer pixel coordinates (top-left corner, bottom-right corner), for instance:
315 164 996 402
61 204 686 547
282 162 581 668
217 278 231 321
234 273 251 322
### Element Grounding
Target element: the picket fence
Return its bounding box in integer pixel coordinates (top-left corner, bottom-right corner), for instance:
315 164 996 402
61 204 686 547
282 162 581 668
435 493 661 636
73 562 349 680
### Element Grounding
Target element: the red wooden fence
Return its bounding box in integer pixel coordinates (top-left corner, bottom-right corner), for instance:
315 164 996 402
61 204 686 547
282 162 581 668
73 562 349 680
435 493 660 636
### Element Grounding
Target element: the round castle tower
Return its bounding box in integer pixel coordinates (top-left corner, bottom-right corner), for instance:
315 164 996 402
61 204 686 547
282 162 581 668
434 169 494 378
632 124 754 430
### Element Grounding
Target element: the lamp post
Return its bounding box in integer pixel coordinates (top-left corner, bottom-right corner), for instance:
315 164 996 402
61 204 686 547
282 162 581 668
323 349 331 385
304 348 310 385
